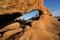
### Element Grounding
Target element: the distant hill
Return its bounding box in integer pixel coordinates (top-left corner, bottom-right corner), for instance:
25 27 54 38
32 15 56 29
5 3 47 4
55 16 60 18
55 16 60 21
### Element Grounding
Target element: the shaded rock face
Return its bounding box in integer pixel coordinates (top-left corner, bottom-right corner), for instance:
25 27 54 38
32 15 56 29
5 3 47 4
0 0 60 40
58 19 60 22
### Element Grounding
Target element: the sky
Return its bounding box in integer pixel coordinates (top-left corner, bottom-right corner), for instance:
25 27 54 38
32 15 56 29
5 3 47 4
44 0 60 16
20 0 60 20
19 10 39 20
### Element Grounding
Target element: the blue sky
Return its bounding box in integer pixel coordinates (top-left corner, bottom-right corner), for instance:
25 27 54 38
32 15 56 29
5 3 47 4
20 0 60 20
44 0 60 16
19 10 39 20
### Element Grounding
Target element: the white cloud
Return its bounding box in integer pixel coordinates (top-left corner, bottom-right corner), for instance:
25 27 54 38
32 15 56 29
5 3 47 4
52 10 60 16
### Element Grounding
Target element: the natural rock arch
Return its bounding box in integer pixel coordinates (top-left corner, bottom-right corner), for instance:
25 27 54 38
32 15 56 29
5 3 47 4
0 0 60 40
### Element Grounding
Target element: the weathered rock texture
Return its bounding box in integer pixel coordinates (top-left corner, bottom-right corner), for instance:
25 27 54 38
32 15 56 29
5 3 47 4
0 0 52 15
0 0 60 40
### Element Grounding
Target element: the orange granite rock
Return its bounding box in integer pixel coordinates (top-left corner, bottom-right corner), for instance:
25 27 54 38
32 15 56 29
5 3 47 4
0 0 60 40
0 0 52 15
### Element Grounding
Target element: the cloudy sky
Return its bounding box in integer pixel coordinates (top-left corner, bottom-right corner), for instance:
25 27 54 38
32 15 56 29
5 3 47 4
44 0 60 16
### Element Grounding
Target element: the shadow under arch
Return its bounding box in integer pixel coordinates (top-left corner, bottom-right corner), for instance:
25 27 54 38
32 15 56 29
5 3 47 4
0 12 22 29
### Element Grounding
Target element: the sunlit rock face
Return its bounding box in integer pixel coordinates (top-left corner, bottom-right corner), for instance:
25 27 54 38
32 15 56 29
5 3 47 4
0 0 60 40
0 0 51 15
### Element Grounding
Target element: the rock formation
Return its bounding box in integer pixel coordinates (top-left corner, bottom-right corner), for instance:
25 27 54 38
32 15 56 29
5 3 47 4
0 0 60 40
